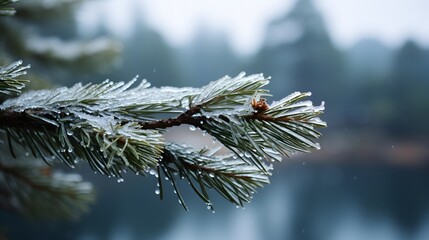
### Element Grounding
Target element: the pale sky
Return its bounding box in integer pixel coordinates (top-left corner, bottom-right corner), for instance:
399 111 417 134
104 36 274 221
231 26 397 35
77 0 429 55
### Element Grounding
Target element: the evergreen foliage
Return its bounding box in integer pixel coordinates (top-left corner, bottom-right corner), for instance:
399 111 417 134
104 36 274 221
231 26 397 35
0 0 326 218
0 60 326 215
0 0 119 86
0 60 29 95
0 0 16 16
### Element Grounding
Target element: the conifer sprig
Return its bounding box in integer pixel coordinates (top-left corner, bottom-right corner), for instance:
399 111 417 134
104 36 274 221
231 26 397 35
0 60 30 95
0 0 17 16
0 153 94 219
0 72 326 214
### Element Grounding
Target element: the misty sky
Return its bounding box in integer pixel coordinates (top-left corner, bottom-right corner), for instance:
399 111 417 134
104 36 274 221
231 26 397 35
77 0 429 55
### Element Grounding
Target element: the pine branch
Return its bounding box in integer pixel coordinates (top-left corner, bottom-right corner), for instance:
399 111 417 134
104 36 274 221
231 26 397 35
0 155 94 219
202 92 326 172
0 60 29 95
158 143 271 211
0 2 119 74
0 72 326 212
25 37 120 65
0 0 17 16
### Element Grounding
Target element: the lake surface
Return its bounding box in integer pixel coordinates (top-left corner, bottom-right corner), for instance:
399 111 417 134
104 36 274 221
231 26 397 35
2 159 429 240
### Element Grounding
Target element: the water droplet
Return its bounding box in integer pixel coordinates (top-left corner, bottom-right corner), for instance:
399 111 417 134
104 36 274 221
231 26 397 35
149 169 156 175
189 125 197 131
155 189 160 195
212 137 217 143
315 143 321 150
212 210 215 213
178 199 182 205
209 173 215 178
51 155 56 160
165 177 169 180
232 155 237 159
68 148 73 153
117 178 124 183
202 130 207 136
236 205 240 208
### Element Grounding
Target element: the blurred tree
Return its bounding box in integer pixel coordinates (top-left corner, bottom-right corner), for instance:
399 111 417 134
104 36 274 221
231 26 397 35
178 26 241 86
387 40 429 136
0 0 119 87
106 14 184 87
345 38 393 85
342 39 393 128
249 0 345 124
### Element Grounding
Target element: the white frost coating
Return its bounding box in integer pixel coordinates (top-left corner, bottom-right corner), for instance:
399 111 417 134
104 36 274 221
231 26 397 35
306 117 327 127
74 112 117 134
0 60 31 94
0 73 269 120
200 105 254 118
265 91 326 128
282 100 313 109
269 91 312 109
0 60 22 73
74 111 163 149
193 72 269 109
314 101 326 112
0 77 199 117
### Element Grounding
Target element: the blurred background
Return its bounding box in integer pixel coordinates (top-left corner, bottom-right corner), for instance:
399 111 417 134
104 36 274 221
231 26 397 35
1 0 429 239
